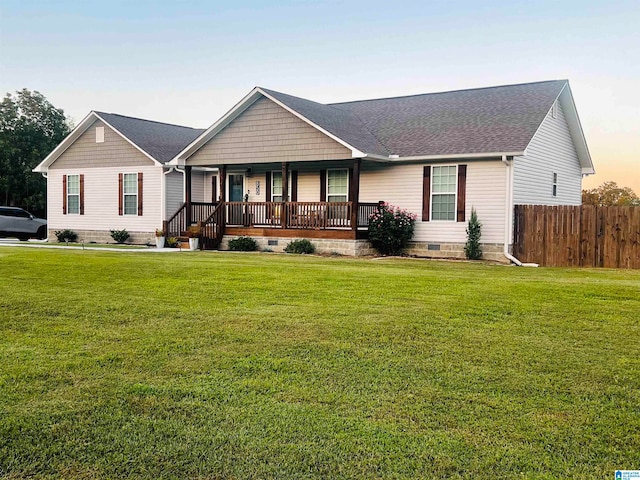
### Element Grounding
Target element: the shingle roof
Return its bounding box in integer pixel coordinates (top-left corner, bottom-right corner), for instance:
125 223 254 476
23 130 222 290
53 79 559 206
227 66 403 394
260 88 390 156
95 112 205 163
261 80 567 157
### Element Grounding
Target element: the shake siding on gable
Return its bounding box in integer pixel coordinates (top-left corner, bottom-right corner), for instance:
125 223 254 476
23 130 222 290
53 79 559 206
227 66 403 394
49 120 156 169
359 161 506 243
512 102 582 205
187 97 352 166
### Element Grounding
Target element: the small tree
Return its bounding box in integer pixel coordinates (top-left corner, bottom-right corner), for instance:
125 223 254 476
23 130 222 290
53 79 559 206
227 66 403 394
464 208 482 260
368 203 416 256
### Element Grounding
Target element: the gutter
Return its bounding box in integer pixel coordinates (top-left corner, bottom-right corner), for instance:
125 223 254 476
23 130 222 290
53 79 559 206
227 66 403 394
501 156 537 267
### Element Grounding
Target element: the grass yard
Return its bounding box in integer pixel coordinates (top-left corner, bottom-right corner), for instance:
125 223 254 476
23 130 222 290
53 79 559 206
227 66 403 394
0 248 638 479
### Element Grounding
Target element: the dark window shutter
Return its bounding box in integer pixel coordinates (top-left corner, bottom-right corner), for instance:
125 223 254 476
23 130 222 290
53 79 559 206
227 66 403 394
320 169 327 202
457 165 467 222
62 175 67 215
291 171 298 202
422 166 431 221
211 176 217 203
137 172 143 216
265 171 272 201
79 174 85 215
118 173 123 216
348 168 354 202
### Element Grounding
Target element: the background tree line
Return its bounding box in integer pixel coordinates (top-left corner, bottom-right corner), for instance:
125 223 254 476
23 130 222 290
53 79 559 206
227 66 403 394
0 89 71 217
582 181 640 206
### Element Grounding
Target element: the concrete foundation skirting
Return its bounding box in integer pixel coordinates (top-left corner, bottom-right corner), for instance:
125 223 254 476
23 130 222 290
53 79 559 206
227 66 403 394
48 229 155 245
220 235 506 261
220 235 376 256
404 242 508 262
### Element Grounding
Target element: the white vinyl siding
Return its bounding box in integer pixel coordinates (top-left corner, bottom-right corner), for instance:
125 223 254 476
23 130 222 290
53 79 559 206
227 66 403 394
122 173 138 215
431 166 457 221
513 102 582 205
67 175 80 214
359 161 506 244
327 169 348 202
47 166 162 232
165 170 183 220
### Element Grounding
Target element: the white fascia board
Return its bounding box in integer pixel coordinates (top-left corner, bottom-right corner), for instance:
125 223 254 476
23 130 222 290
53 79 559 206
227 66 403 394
93 113 161 166
388 151 524 162
558 84 595 173
257 88 366 158
521 82 594 173
168 88 264 165
33 111 98 172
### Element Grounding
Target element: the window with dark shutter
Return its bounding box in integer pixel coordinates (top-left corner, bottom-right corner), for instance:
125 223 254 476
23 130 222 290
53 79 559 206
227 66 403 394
320 170 327 202
456 165 467 222
422 166 431 221
62 175 67 215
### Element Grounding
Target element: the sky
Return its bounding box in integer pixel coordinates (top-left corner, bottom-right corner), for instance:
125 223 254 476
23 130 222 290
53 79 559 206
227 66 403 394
1 0 638 193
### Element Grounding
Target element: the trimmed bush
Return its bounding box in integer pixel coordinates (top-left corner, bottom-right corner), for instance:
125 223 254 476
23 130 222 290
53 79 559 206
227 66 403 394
54 229 77 243
464 207 483 260
284 239 315 254
228 236 259 252
368 203 416 255
110 229 130 244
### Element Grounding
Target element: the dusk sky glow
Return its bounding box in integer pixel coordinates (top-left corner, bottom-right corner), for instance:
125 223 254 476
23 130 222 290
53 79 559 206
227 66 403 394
1 0 638 192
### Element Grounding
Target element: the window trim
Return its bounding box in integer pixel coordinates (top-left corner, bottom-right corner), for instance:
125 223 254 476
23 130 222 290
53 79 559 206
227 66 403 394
122 173 138 215
326 168 349 203
66 174 81 215
430 165 458 222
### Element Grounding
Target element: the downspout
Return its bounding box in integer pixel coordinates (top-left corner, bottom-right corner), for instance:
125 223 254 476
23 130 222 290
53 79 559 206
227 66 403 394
502 156 524 266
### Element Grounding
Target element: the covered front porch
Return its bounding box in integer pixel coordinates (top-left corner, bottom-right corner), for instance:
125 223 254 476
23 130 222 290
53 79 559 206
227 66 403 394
164 200 379 249
163 159 381 249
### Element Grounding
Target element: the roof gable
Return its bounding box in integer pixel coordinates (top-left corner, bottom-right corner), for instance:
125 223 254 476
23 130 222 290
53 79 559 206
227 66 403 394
95 112 205 163
34 112 204 172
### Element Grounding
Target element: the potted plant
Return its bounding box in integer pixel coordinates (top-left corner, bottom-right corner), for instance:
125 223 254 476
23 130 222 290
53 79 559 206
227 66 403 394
187 226 200 251
155 229 165 249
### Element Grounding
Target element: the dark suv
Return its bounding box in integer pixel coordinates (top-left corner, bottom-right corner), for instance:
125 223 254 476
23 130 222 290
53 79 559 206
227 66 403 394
0 207 47 241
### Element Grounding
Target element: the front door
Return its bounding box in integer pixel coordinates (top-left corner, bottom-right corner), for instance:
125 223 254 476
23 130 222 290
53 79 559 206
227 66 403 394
228 174 244 224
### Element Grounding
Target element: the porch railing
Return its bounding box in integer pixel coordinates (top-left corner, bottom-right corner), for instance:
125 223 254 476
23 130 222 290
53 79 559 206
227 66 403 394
164 201 383 247
223 202 377 229
200 202 225 250
163 202 219 237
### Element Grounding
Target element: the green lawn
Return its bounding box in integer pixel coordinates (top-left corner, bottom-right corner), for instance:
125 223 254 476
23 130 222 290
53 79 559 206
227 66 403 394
0 248 638 479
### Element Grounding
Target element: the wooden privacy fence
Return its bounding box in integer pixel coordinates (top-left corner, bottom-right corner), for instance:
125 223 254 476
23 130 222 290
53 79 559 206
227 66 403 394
513 205 640 268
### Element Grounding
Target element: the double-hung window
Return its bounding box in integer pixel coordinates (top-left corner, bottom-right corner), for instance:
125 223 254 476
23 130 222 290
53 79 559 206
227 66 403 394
67 175 80 214
123 173 138 215
327 169 348 202
271 172 293 202
271 171 283 202
431 166 457 221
